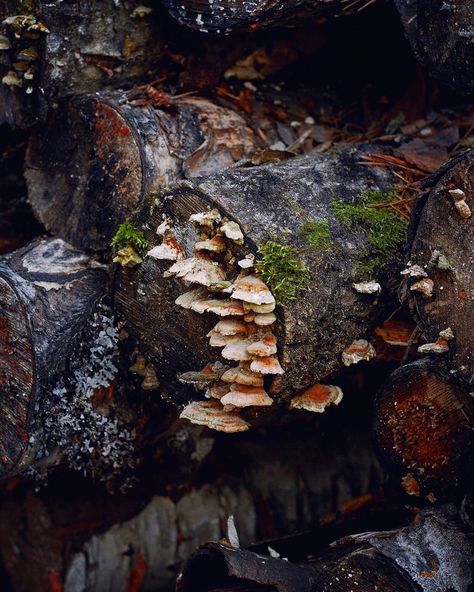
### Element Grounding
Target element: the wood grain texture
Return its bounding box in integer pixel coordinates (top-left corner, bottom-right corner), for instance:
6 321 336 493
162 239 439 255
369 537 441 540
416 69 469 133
25 93 263 251
0 238 107 477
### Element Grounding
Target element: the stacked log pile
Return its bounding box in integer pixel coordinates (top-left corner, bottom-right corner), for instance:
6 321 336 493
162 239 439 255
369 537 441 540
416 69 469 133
0 0 473 590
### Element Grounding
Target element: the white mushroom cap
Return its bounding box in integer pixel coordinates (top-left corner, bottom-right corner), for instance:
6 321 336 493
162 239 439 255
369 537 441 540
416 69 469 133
209 333 238 347
290 384 343 413
418 339 449 355
195 235 226 253
232 275 275 305
400 264 428 278
189 209 221 227
250 356 284 375
238 254 255 269
222 339 254 361
180 400 249 432
352 280 381 295
220 221 244 244
247 333 277 357
341 339 376 366
243 301 276 313
191 299 246 316
410 278 434 298
156 219 171 235
175 288 207 309
221 384 273 408
167 257 226 287
147 236 184 261
254 312 277 326
205 384 231 400
221 364 264 387
207 319 248 337
449 188 466 201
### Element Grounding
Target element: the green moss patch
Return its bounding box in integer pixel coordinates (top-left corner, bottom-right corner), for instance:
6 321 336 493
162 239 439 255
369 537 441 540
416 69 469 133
255 241 310 305
331 190 407 278
111 220 151 255
299 220 332 251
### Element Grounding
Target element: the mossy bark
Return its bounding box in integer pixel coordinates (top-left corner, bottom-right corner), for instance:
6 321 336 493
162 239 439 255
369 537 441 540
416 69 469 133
114 145 402 410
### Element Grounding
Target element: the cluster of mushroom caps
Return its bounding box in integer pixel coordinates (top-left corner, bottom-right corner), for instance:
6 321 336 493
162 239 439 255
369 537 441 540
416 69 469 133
147 209 283 433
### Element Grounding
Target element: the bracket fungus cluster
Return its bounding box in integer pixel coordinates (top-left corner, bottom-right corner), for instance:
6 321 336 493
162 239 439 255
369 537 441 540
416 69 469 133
146 209 284 432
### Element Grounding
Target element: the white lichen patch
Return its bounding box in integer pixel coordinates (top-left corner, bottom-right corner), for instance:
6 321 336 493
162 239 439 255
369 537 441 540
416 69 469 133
34 305 135 489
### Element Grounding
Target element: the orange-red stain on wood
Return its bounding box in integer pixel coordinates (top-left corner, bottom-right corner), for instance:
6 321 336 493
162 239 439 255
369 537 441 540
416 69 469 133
49 570 62 592
128 551 147 592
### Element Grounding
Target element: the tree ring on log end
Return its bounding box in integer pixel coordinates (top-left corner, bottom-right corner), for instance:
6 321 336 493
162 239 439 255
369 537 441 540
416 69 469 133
25 96 144 251
0 274 34 475
374 360 474 499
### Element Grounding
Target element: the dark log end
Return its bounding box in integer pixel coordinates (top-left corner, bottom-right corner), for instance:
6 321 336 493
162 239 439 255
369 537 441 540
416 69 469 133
25 96 144 251
374 359 474 499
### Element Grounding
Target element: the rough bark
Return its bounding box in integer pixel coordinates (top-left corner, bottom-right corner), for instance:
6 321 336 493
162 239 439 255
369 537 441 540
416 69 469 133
0 238 107 477
25 92 263 251
394 0 474 93
408 149 474 385
0 0 164 127
161 0 347 33
114 145 401 412
374 359 474 500
179 505 474 592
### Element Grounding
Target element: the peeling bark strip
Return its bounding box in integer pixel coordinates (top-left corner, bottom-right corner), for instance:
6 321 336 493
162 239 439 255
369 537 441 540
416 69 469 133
394 0 474 93
179 505 474 592
374 359 474 500
114 146 401 415
0 0 163 127
25 92 263 252
161 0 348 33
0 238 107 477
408 149 474 384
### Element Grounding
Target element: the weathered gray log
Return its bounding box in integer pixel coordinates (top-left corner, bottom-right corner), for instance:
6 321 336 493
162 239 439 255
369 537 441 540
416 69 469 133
161 0 348 33
374 358 474 500
113 145 403 417
25 92 263 251
179 505 474 592
0 238 108 477
407 148 474 385
0 409 385 591
394 0 474 93
0 0 164 127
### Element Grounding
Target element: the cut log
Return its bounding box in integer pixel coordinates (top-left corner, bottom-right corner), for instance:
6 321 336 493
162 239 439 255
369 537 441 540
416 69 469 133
25 92 263 251
113 145 404 418
161 0 347 33
178 505 474 592
0 407 385 590
394 0 474 93
0 0 164 127
407 148 474 384
0 238 108 477
374 359 474 500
